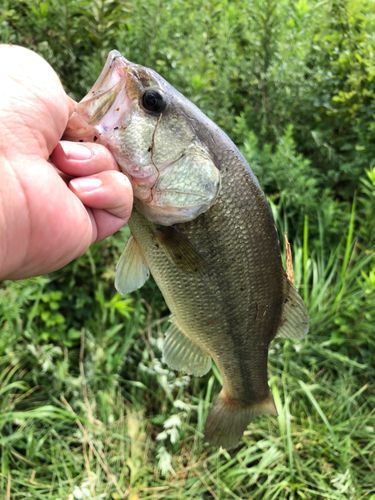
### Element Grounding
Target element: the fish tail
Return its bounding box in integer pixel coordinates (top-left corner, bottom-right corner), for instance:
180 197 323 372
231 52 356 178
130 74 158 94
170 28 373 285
204 389 278 450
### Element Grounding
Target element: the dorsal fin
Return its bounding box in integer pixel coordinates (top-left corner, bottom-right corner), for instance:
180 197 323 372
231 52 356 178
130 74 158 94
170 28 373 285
275 278 309 340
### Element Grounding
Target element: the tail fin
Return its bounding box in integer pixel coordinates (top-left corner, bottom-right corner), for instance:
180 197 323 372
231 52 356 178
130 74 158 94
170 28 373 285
204 389 277 450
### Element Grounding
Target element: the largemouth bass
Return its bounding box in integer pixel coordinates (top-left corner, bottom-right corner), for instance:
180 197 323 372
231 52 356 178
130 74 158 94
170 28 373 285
64 50 309 449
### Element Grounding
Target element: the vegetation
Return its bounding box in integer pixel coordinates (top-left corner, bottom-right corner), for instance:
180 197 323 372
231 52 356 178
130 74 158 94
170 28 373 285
1 0 375 498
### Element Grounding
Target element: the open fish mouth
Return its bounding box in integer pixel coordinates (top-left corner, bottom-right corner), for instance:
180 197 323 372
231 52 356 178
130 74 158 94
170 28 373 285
75 51 131 131
64 51 131 141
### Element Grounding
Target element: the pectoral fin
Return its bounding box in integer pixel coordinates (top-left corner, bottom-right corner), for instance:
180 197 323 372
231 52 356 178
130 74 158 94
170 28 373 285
163 316 212 377
153 226 206 275
275 278 309 340
115 234 150 294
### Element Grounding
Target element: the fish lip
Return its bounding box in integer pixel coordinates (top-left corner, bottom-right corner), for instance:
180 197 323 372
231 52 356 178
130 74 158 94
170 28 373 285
82 50 129 102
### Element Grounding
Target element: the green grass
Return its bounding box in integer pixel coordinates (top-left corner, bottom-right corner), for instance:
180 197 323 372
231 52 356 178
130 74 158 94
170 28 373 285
2 0 375 496
1 204 375 499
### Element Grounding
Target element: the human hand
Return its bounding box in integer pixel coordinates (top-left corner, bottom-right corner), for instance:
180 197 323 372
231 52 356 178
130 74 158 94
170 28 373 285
0 45 133 280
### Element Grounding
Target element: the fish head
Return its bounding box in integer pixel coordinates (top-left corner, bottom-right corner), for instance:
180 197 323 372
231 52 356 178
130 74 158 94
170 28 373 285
64 50 221 225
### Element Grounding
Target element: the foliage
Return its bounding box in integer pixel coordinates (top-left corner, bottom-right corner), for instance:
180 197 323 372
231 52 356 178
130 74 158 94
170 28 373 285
2 0 375 212
303 0 375 198
1 0 375 498
358 166 375 248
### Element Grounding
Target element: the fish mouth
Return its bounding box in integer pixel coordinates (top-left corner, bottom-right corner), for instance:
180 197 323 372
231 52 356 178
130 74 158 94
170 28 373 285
75 50 130 129
64 51 132 141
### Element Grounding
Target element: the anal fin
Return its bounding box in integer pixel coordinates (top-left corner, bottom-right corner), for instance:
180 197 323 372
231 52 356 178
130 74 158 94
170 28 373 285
275 278 310 340
115 234 150 294
162 316 212 377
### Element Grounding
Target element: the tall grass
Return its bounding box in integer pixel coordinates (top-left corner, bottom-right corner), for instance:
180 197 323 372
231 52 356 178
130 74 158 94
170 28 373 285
1 192 374 498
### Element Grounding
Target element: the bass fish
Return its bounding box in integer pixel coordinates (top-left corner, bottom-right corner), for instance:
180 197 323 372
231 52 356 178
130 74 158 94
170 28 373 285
64 50 309 449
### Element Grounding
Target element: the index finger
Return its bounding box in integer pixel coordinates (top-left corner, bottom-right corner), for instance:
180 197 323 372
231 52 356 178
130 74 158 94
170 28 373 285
51 141 121 177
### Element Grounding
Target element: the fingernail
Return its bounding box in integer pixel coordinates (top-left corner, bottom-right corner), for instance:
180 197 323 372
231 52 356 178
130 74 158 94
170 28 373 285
70 177 102 192
61 142 91 160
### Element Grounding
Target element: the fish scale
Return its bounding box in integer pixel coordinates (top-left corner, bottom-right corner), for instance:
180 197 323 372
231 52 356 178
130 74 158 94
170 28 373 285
128 147 285 405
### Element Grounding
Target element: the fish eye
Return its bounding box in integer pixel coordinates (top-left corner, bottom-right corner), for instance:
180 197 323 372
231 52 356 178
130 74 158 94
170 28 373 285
141 89 167 114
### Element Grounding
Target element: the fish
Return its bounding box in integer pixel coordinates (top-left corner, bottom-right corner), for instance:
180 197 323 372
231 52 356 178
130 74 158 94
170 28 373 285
64 50 309 449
